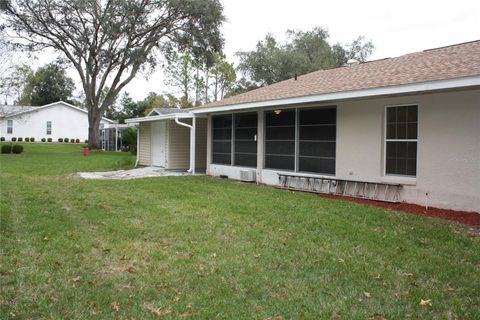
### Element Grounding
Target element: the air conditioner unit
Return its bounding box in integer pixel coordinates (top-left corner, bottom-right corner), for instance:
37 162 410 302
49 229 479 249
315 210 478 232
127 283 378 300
239 169 256 182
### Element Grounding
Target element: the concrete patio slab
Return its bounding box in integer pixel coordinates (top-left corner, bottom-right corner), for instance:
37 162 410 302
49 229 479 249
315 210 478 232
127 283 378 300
77 166 202 180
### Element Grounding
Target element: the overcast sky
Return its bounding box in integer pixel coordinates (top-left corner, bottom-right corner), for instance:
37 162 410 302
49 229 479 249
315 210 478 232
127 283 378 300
11 0 480 102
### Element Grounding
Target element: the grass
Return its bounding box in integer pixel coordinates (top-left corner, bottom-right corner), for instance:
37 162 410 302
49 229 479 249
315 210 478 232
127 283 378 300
1 144 479 319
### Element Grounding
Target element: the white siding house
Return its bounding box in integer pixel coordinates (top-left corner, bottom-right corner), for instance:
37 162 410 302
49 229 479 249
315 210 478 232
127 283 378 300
127 41 480 213
0 101 113 142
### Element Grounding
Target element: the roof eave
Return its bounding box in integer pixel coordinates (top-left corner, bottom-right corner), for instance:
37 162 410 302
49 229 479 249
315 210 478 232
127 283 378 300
192 75 480 114
125 112 198 123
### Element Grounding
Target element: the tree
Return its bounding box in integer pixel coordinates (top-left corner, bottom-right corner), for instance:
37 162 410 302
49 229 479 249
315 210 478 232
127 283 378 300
164 50 196 107
237 27 374 87
2 0 224 148
18 61 75 106
210 52 236 101
0 64 33 105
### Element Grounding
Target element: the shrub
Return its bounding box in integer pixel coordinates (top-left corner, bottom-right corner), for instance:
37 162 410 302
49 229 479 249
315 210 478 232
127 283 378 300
84 139 88 144
47 138 52 142
0 137 4 141
58 138 63 142
64 138 69 143
18 137 23 142
41 138 46 142
30 137 35 142
25 137 30 142
75 138 80 143
11 137 17 142
1 144 12 154
12 144 24 154
71 138 76 143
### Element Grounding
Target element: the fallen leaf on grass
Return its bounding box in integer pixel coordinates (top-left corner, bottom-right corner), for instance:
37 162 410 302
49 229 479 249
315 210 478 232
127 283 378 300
50 296 59 302
330 310 340 319
126 266 135 273
337 258 345 263
443 286 455 293
148 306 174 317
420 299 432 307
363 292 371 298
43 236 48 241
111 301 120 312
72 276 82 283
369 313 387 320
402 272 413 277
210 264 218 273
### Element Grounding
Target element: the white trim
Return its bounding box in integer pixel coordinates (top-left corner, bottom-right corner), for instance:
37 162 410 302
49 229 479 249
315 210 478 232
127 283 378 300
192 76 480 114
1 101 115 123
126 112 203 123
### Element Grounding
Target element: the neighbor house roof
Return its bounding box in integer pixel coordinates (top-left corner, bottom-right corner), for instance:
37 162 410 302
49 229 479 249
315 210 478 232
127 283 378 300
0 101 114 123
193 40 480 113
0 105 38 117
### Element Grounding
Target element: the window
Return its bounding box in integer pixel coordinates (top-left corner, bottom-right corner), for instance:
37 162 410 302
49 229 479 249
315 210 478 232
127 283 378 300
212 115 232 165
298 107 336 174
385 105 418 176
264 109 296 170
46 121 52 135
7 120 13 134
234 113 257 167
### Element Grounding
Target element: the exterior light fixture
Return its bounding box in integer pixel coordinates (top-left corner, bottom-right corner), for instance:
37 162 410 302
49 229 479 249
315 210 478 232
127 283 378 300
274 110 282 115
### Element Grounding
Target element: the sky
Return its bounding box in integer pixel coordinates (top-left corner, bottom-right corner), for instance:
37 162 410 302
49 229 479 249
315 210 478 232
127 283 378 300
6 0 480 102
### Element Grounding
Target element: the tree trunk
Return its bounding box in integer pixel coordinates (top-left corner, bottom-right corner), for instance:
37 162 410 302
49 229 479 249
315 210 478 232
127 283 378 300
204 69 209 104
87 107 102 149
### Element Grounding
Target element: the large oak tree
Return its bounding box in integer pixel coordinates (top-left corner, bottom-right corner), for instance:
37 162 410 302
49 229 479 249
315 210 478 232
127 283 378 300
1 0 224 147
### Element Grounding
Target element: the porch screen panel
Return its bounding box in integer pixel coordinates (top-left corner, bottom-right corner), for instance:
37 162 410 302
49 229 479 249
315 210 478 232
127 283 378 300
212 115 232 165
264 109 295 170
298 107 336 174
234 113 257 167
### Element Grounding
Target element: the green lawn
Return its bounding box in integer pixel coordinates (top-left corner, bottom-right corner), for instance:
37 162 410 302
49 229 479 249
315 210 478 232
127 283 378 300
1 144 479 319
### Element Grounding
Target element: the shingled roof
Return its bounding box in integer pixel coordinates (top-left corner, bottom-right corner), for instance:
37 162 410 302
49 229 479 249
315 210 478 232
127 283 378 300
196 40 480 110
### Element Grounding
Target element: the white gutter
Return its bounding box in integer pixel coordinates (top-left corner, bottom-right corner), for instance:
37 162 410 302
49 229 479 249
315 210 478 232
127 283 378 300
174 116 196 174
192 75 480 114
125 113 196 123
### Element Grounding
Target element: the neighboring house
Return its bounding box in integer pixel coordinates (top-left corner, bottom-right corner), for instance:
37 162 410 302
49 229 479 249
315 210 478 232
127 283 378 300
126 40 480 212
0 101 113 142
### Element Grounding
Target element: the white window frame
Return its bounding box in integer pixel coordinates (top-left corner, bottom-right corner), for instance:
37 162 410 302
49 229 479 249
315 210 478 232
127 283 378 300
383 104 419 180
7 119 13 134
46 121 52 135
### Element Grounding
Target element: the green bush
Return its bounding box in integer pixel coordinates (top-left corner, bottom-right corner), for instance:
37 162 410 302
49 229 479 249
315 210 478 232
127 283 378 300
122 127 137 153
18 137 23 142
30 137 35 142
58 138 63 142
12 144 24 154
64 138 69 143
41 138 46 142
84 139 88 144
71 138 76 143
11 137 17 142
75 138 80 143
25 137 30 142
47 138 52 142
1 144 12 154
0 137 4 141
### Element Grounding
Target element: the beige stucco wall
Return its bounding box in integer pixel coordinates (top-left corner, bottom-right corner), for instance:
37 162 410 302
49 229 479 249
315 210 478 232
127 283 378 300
207 89 480 212
138 122 151 166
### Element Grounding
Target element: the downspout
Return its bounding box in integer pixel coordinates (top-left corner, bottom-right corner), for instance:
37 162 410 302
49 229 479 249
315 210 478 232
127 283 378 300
174 116 195 174
135 125 140 167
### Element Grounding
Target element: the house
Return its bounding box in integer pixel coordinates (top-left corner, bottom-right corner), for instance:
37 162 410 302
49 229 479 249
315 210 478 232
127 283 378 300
0 101 113 142
126 40 480 212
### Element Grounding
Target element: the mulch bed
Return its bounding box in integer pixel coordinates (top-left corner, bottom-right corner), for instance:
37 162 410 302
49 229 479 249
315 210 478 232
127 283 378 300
319 194 480 226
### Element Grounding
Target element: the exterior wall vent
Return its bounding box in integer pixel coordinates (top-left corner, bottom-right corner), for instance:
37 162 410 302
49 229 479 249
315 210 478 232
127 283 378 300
240 170 256 182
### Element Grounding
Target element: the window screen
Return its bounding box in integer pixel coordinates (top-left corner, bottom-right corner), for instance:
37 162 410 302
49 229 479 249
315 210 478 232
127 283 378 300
264 110 295 170
234 113 257 167
298 107 336 174
46 121 52 135
385 105 418 176
7 120 13 134
212 115 232 165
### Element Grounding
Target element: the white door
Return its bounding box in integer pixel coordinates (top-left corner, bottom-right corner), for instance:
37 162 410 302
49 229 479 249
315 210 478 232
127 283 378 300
151 121 166 167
